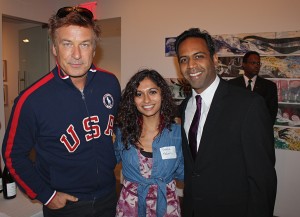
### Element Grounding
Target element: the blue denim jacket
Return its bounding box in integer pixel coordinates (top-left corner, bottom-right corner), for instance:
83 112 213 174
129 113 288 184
114 124 184 217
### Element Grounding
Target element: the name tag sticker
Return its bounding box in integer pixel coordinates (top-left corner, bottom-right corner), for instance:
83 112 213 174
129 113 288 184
160 146 177 159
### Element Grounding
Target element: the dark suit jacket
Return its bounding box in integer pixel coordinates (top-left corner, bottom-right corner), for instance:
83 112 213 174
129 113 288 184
180 79 277 217
228 76 278 124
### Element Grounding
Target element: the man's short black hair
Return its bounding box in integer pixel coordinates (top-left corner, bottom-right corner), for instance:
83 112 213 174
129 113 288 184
175 28 216 59
243 51 260 63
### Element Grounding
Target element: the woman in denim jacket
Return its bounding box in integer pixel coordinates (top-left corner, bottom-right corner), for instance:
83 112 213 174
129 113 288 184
114 69 184 217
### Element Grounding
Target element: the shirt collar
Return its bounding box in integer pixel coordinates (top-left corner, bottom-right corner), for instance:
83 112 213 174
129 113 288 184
191 75 220 108
243 74 257 83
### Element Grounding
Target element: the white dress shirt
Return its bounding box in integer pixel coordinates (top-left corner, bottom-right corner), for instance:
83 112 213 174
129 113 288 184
184 76 220 151
243 75 257 91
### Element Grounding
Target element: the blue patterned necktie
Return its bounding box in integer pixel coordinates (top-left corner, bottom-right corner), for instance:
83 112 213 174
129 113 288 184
188 95 202 160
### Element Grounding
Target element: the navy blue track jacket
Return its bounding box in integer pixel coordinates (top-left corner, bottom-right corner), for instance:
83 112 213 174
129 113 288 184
2 64 121 204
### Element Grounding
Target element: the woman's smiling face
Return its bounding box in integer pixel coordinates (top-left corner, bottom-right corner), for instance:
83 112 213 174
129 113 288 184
134 78 162 118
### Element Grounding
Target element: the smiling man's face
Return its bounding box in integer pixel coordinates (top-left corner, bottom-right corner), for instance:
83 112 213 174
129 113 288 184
178 37 218 94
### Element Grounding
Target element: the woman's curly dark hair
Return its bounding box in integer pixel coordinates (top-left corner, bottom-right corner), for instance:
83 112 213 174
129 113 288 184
115 69 177 149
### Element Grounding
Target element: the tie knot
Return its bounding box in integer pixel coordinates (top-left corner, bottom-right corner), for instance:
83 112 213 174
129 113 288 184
247 79 252 91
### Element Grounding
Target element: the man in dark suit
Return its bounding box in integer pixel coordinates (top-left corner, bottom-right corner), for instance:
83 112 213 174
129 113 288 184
175 28 277 217
228 51 278 124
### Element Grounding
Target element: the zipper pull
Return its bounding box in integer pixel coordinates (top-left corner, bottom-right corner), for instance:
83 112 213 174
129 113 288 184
80 90 85 100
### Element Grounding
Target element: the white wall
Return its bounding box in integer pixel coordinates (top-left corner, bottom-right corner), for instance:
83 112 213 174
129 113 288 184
1 0 300 216
94 17 121 82
2 21 21 127
94 35 121 81
98 0 300 88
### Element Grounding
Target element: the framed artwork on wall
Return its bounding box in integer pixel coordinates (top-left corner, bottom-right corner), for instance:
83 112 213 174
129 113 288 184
213 30 300 151
165 37 176 57
3 84 8 105
3 60 7 81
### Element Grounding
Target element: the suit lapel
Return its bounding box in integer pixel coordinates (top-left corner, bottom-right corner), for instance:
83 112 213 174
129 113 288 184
238 76 245 87
196 80 229 163
253 76 264 94
235 76 245 88
181 81 229 165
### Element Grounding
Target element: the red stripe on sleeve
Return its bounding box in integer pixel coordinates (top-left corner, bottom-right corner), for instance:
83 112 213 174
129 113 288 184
4 73 54 199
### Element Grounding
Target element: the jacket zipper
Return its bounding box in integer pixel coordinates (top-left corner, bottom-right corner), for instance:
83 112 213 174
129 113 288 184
80 89 100 183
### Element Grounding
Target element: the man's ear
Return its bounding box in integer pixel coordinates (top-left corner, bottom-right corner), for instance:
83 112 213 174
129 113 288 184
213 53 218 66
52 44 57 57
